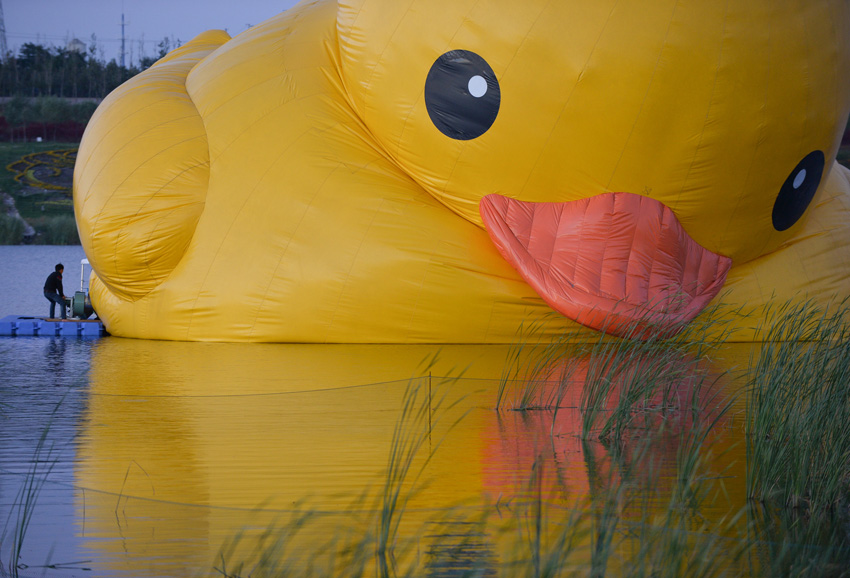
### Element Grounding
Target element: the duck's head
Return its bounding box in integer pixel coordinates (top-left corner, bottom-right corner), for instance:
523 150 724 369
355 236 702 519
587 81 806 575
337 0 850 336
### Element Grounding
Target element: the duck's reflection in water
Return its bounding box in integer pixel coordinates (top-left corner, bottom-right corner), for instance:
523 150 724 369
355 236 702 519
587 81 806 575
74 338 750 576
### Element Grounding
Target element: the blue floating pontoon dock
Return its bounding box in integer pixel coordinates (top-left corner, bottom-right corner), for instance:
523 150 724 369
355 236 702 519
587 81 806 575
0 315 107 338
2 259 107 338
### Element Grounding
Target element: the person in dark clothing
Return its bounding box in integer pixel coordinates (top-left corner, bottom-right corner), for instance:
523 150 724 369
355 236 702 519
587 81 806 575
44 263 67 319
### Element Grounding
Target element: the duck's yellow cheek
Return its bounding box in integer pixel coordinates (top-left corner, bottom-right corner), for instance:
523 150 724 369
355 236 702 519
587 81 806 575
670 147 831 265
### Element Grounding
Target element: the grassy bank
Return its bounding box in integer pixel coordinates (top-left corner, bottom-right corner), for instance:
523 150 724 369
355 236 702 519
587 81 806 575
0 141 79 245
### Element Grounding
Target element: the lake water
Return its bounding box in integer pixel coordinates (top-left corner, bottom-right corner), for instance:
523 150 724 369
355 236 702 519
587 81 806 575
0 245 88 316
0 246 844 577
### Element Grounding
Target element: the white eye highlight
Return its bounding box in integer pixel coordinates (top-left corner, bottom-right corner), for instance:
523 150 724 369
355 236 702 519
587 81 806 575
468 75 487 98
793 169 807 189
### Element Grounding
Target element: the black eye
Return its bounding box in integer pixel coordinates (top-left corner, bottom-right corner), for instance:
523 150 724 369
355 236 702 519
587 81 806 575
424 50 500 140
772 150 825 231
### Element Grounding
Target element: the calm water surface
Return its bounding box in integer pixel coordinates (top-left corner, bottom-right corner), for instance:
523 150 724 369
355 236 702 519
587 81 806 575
0 245 88 316
0 247 761 577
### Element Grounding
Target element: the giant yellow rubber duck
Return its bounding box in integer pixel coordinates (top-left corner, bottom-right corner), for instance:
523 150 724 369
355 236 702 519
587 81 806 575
74 0 850 342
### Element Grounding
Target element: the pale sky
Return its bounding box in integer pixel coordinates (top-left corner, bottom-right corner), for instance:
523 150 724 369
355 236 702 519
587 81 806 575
4 0 302 65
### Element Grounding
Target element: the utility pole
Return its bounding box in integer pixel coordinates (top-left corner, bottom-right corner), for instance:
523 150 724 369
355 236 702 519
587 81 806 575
0 0 8 60
120 11 127 68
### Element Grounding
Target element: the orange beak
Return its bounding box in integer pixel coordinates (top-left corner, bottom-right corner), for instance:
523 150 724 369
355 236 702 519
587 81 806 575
480 192 732 339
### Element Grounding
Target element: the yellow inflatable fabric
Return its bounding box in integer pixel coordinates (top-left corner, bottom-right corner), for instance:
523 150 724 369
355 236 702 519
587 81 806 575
74 0 850 342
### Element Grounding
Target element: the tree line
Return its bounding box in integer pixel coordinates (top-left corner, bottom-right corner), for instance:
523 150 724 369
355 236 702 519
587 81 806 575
0 37 173 99
0 38 177 141
1 95 98 141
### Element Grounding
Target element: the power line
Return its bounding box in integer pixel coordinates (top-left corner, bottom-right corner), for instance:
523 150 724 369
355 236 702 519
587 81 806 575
6 32 158 45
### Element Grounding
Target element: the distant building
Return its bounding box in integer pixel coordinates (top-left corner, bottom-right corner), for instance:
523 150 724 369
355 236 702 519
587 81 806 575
66 38 86 54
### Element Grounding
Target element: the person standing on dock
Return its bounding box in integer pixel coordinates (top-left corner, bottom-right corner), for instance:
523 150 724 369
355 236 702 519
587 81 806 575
43 263 67 320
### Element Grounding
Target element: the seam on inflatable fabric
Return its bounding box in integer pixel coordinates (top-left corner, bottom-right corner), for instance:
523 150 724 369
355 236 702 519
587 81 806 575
178 43 240 340
718 12 771 258
333 0 407 176
426 2 532 225
644 199 664 314
327 0 444 252
229 115 371 339
205 84 317 165
138 160 211 287
675 0 730 209
604 0 680 191
480 288 501 344
76 96 176 184
567 198 589 287
799 1 812 171
401 244 441 342
595 194 615 301
744 2 816 262
90 133 207 301
390 1 432 159
90 133 205 222
84 47 222 329
688 234 705 300
78 45 215 180
622 193 643 305
343 0 406 141
516 1 619 200
546 198 566 270
185 127 319 340
245 158 344 341
84 109 200 216
87 52 222 310
108 50 219 327
323 199 388 340
192 14 304 124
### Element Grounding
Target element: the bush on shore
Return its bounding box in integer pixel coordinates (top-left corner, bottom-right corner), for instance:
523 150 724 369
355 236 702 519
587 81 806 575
29 215 79 245
0 213 25 244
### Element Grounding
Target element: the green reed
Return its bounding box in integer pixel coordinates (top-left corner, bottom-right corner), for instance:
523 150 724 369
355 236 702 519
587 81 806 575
217 443 744 578
0 403 63 578
746 503 850 578
487 301 747 569
490 296 747 576
209 377 749 578
215 367 467 578
591 424 734 576
495 296 743 447
497 456 588 578
496 315 580 412
6 299 850 577
377 370 467 575
745 299 850 511
505 412 743 578
575 301 737 444
577 329 683 443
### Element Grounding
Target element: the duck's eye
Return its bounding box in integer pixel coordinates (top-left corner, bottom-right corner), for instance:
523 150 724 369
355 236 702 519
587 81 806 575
424 50 500 141
772 150 825 231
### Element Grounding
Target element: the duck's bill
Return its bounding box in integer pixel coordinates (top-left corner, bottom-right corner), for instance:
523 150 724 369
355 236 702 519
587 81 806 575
480 192 732 339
